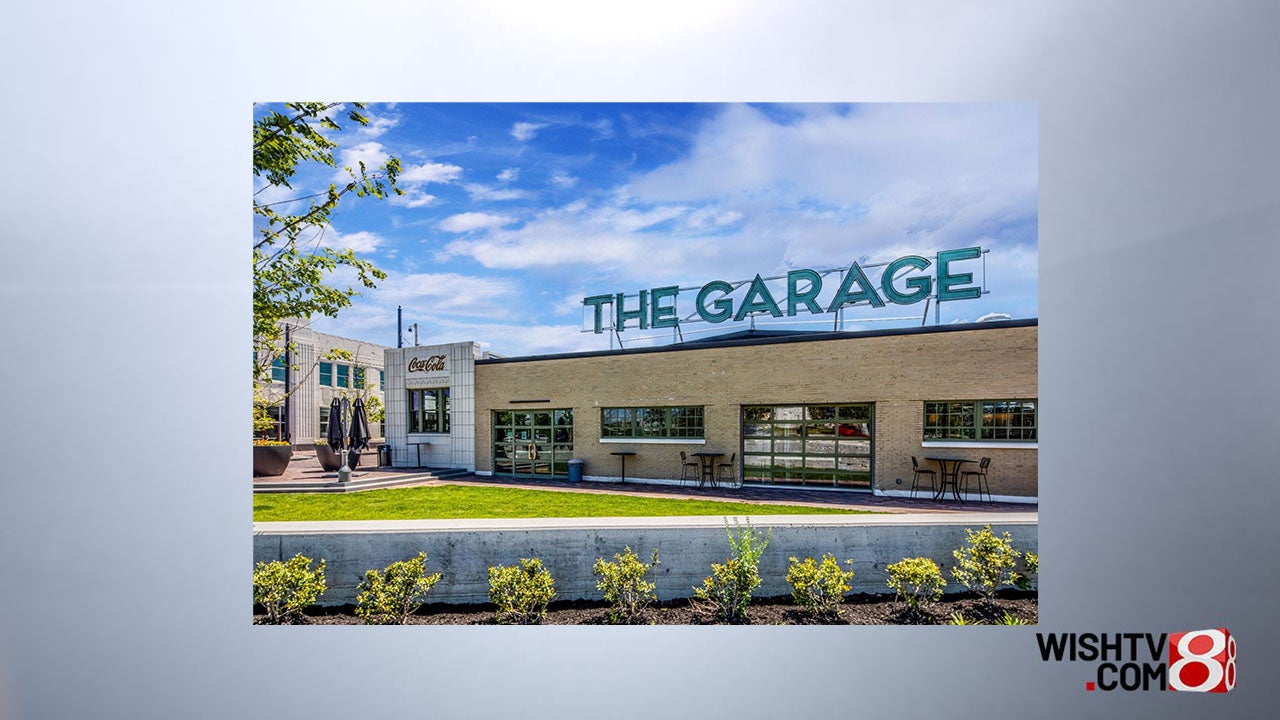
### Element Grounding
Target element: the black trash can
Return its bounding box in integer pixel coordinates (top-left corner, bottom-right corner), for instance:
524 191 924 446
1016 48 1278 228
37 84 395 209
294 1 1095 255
377 444 391 467
567 458 585 482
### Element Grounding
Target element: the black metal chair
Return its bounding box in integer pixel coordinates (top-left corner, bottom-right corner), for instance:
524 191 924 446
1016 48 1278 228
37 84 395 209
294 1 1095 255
717 452 738 487
910 456 938 499
960 457 993 503
679 451 700 485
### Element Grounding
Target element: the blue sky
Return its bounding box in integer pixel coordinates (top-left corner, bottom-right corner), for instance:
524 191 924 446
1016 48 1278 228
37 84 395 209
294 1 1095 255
254 103 1037 356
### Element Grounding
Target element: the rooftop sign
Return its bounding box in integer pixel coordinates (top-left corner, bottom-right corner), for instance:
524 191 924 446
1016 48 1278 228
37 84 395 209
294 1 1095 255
582 247 985 334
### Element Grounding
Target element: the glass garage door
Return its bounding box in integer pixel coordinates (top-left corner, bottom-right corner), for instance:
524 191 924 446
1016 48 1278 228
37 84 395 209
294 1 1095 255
741 403 873 490
492 409 574 478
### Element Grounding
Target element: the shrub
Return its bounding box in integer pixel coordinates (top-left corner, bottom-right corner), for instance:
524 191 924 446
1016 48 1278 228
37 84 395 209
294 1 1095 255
786 554 855 618
885 557 946 611
253 554 326 624
593 547 660 624
948 611 983 626
488 558 556 624
1014 551 1039 591
694 520 772 623
355 552 443 625
950 525 1022 605
996 611 1030 626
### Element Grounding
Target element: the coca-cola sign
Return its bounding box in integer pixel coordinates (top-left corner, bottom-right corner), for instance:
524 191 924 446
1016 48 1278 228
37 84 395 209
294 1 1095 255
408 355 447 373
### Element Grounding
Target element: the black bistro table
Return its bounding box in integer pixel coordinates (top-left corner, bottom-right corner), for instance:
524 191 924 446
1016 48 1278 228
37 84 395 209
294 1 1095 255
610 451 637 483
925 456 972 502
690 451 725 488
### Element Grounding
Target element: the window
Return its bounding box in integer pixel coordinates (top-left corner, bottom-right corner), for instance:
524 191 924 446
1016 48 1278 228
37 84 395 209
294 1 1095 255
270 357 286 383
741 404 873 489
354 366 366 390
408 388 450 433
924 399 1038 441
319 362 333 386
601 406 704 439
335 364 350 389
257 405 286 441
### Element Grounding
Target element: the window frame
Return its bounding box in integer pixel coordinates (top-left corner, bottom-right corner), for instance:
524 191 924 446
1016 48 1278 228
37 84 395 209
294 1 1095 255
599 406 705 442
257 405 287 441
270 356 286 383
923 398 1038 444
408 387 450 434
740 403 874 488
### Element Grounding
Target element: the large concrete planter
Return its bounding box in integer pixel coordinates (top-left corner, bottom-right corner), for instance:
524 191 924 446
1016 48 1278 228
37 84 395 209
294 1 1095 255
316 444 361 472
253 445 293 477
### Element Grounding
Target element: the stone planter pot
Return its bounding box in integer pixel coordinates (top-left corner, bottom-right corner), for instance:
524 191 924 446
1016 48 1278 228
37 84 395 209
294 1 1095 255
316 444 361 472
253 445 293 477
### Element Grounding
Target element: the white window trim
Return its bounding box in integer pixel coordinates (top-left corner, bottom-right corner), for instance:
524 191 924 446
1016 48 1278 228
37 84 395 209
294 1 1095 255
922 440 1038 450
600 437 706 445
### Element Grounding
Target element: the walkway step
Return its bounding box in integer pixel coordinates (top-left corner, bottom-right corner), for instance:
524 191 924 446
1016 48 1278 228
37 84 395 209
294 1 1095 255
253 467 470 494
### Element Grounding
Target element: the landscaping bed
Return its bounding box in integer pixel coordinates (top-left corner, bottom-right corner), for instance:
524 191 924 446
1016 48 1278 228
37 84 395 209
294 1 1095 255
256 589 1037 626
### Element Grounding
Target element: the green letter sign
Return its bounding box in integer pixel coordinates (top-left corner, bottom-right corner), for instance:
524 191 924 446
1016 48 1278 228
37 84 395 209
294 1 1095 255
586 247 984 333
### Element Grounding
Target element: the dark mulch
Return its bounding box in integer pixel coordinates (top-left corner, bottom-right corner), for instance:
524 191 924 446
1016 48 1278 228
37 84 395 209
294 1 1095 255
257 590 1036 626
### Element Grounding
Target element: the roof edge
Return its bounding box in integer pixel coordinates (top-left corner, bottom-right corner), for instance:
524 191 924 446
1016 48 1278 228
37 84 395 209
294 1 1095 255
477 318 1039 366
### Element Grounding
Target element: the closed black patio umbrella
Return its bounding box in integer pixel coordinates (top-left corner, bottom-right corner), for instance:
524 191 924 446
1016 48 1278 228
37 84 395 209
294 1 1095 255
326 397 346 453
348 397 372 467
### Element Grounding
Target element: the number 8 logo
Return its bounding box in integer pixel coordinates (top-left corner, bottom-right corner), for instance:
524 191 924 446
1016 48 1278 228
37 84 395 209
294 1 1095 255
1169 628 1236 692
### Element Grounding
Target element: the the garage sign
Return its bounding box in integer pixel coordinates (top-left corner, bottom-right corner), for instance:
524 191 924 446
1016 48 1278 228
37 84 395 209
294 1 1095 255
583 247 985 334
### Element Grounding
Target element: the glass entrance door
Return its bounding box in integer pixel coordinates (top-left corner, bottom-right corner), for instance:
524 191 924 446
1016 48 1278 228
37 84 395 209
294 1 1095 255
492 409 574 479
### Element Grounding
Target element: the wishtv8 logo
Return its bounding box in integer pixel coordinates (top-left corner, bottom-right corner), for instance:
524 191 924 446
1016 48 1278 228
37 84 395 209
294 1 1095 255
1037 628 1236 693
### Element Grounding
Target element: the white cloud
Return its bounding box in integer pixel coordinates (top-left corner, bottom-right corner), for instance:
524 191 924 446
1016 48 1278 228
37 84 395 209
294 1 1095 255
630 103 1036 208
381 158 463 210
432 318 604 356
388 189 438 208
465 183 532 201
400 160 463 184
376 272 515 316
550 172 578 189
335 141 391 180
497 167 520 183
512 121 547 142
436 200 770 282
680 205 744 231
438 212 517 233
322 229 384 254
358 113 400 138
589 204 687 232
590 118 614 139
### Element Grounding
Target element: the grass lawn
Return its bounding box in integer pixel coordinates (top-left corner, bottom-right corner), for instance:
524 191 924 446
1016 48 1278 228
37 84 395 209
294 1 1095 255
253 484 876 522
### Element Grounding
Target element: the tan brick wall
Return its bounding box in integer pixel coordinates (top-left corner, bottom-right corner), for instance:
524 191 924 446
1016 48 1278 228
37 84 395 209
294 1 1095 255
476 324 1038 496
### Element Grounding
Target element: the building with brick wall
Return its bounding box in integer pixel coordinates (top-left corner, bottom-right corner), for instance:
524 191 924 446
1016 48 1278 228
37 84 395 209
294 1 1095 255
466 319 1038 501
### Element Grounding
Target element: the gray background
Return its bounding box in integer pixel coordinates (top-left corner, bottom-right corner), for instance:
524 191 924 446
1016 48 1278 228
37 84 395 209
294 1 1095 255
2 1 1277 718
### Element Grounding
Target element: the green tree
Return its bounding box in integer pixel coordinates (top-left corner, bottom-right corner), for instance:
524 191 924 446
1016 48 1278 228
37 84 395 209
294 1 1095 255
252 102 402 381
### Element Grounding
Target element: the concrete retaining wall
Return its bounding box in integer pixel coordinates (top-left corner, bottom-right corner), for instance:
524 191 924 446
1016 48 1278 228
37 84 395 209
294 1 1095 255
253 515 1037 606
